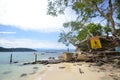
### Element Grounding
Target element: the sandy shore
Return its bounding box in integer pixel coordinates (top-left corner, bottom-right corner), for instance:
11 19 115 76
33 62 120 80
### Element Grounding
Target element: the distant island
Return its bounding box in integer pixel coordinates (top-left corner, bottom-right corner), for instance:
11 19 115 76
0 47 37 52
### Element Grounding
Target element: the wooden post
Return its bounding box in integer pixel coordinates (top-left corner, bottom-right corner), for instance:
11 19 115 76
67 47 69 52
34 53 37 63
10 54 12 64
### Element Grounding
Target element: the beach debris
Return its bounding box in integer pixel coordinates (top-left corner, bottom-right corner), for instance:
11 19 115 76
23 59 62 65
109 74 120 80
20 73 27 77
13 61 18 63
73 64 77 66
99 67 106 71
79 68 84 74
77 63 82 66
59 66 65 69
116 60 120 68
47 65 50 67
117 60 120 65
2 71 12 74
33 67 39 69
95 61 104 66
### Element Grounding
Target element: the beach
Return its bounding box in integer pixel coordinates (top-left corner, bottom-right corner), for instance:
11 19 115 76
0 52 120 80
34 62 120 80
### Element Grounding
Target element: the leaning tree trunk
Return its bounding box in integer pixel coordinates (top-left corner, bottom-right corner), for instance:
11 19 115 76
93 0 116 35
109 17 116 34
109 0 116 35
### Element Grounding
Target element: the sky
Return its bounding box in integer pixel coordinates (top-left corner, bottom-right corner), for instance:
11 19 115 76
0 0 76 49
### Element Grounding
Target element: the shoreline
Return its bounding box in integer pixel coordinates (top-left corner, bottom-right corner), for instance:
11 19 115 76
33 62 120 80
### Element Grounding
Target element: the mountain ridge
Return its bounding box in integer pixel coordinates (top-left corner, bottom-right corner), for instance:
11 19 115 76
0 47 37 52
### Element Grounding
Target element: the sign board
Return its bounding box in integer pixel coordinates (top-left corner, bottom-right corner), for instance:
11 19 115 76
90 36 102 49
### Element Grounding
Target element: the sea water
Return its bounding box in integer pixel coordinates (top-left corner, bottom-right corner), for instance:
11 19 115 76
0 49 70 80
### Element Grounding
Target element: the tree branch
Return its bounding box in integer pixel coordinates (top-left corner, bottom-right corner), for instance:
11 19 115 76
109 0 113 16
93 3 108 20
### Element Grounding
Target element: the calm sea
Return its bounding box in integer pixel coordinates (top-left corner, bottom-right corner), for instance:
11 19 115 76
0 49 74 80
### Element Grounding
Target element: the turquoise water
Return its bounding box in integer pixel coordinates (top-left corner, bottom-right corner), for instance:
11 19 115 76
0 50 67 80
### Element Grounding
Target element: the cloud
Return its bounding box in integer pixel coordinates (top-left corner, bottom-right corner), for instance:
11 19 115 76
0 31 16 34
0 38 74 49
0 0 67 33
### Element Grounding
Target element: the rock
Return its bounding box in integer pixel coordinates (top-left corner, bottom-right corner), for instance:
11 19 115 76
48 57 55 60
2 71 12 74
117 60 120 65
58 55 64 60
23 62 31 65
79 68 84 74
13 61 18 63
33 67 38 69
77 54 90 61
116 60 120 68
20 73 27 77
95 61 104 66
62 52 73 61
59 66 65 69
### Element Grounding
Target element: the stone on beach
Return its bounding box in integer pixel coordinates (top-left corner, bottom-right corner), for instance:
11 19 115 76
62 52 73 61
20 73 27 77
76 54 90 61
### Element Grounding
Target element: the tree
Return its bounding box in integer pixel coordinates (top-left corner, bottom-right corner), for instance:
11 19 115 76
104 26 112 37
77 23 103 41
115 0 120 20
47 0 119 35
58 31 73 52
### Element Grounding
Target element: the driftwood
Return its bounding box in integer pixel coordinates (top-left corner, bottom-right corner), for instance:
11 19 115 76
79 68 84 74
23 59 62 65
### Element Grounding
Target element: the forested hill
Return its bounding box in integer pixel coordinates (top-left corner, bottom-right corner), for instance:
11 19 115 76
0 47 36 52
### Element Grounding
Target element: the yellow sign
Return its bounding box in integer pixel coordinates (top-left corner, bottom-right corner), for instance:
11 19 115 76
90 36 102 49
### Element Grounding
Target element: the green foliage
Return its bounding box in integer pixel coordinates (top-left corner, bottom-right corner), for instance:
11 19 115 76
58 31 72 46
59 22 104 46
77 23 103 41
58 30 78 46
115 0 120 20
77 28 88 41
86 23 102 36
63 21 83 31
116 29 120 36
104 26 112 33
47 0 120 47
47 0 120 34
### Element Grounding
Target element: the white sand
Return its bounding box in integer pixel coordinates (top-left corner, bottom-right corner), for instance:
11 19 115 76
33 62 120 80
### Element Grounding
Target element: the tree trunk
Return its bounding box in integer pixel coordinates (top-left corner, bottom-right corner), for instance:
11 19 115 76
109 16 116 34
109 0 116 35
93 0 116 35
